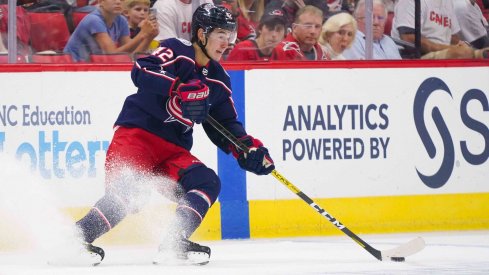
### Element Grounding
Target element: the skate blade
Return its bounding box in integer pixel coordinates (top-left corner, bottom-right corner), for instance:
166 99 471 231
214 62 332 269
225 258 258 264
47 253 102 266
153 251 209 266
47 251 102 266
186 251 210 265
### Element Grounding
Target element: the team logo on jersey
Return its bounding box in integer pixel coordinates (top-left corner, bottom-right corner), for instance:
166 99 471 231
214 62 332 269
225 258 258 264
202 67 208 76
165 96 193 132
269 9 284 16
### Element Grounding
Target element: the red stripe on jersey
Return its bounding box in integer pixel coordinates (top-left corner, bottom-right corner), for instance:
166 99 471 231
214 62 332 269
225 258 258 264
205 77 232 94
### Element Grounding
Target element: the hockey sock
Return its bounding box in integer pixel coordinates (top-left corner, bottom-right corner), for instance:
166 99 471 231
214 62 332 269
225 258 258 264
76 193 128 243
175 189 212 238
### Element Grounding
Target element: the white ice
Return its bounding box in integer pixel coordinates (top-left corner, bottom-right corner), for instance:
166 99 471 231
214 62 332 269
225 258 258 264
1 231 489 274
1 155 488 274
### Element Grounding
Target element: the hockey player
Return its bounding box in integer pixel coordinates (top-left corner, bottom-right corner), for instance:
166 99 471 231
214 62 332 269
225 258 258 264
74 3 275 266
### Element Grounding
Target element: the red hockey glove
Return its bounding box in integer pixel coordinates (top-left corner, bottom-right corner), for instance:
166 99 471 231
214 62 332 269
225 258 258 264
176 79 210 124
230 135 275 175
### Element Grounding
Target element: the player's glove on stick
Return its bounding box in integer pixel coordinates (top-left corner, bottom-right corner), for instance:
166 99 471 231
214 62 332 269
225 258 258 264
230 135 275 175
176 80 210 124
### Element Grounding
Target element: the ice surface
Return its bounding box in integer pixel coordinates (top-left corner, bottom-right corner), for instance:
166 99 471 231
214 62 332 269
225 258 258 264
0 152 488 274
0 231 488 274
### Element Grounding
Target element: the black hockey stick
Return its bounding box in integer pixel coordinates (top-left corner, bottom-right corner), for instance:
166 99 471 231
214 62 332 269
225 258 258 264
205 115 425 262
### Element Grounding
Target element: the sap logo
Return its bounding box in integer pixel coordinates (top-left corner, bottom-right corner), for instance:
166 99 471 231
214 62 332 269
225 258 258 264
413 77 488 188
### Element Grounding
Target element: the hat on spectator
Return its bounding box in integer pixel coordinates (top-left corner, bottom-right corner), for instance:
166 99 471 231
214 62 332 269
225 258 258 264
259 8 286 27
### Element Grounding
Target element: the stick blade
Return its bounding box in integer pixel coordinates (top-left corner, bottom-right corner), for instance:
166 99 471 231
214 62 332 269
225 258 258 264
380 237 425 261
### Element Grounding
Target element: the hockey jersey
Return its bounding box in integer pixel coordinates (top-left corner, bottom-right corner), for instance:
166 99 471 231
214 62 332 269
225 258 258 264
227 39 273 61
272 33 328 60
115 38 247 152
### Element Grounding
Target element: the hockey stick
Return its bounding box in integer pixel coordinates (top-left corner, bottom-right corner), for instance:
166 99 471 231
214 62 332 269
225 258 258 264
205 115 425 262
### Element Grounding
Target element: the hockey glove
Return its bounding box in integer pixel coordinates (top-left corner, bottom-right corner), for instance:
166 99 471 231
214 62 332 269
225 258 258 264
230 135 275 175
176 80 210 124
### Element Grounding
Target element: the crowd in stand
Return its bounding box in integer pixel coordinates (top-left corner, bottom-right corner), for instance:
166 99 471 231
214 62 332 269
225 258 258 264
0 0 488 63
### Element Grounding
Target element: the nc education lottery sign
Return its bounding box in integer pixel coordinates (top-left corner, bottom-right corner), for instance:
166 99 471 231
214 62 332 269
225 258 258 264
244 67 489 200
0 72 131 205
0 70 216 206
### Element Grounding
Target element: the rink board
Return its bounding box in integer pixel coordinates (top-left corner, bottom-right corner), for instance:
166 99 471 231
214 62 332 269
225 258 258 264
0 61 488 247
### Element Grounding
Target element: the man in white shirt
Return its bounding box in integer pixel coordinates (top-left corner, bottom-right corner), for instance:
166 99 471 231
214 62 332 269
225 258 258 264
391 0 488 59
453 0 489 49
343 0 402 59
153 0 212 42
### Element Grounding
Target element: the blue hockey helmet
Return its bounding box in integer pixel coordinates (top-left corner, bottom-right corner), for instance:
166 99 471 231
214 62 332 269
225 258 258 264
191 3 237 44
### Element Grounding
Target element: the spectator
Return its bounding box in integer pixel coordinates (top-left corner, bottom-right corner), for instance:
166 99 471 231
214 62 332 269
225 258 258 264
224 0 265 42
123 0 151 38
227 8 286 61
318 12 356 60
123 0 159 53
64 0 159 62
272 5 328 60
343 0 401 59
391 0 487 59
152 0 212 42
454 0 489 49
265 0 329 31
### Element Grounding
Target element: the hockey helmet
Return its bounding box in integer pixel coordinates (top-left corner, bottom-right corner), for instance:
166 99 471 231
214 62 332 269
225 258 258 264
191 3 237 44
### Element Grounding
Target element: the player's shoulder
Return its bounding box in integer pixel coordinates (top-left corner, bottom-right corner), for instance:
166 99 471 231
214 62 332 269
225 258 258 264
161 38 193 51
206 60 232 92
209 60 229 79
159 38 195 61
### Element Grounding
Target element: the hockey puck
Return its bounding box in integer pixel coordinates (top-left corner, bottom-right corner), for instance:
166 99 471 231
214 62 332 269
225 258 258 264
390 257 405 262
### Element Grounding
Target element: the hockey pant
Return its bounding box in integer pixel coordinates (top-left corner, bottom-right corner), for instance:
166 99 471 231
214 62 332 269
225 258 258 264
76 127 220 243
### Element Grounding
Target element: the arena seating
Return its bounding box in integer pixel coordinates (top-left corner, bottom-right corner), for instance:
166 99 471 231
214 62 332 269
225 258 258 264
28 11 70 52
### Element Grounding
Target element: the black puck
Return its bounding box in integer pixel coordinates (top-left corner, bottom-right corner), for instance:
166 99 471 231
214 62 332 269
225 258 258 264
390 257 405 262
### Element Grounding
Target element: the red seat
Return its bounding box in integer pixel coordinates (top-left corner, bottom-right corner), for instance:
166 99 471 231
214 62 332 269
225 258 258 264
384 11 394 35
76 0 89 7
28 12 71 52
90 53 133 63
73 11 90 28
31 53 74 63
0 54 27 63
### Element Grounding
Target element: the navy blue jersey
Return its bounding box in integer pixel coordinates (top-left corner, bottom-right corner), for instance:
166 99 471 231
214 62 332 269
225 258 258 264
115 38 247 152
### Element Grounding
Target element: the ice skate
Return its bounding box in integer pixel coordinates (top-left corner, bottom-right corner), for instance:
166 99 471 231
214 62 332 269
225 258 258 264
84 243 105 265
48 242 105 266
153 235 211 266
